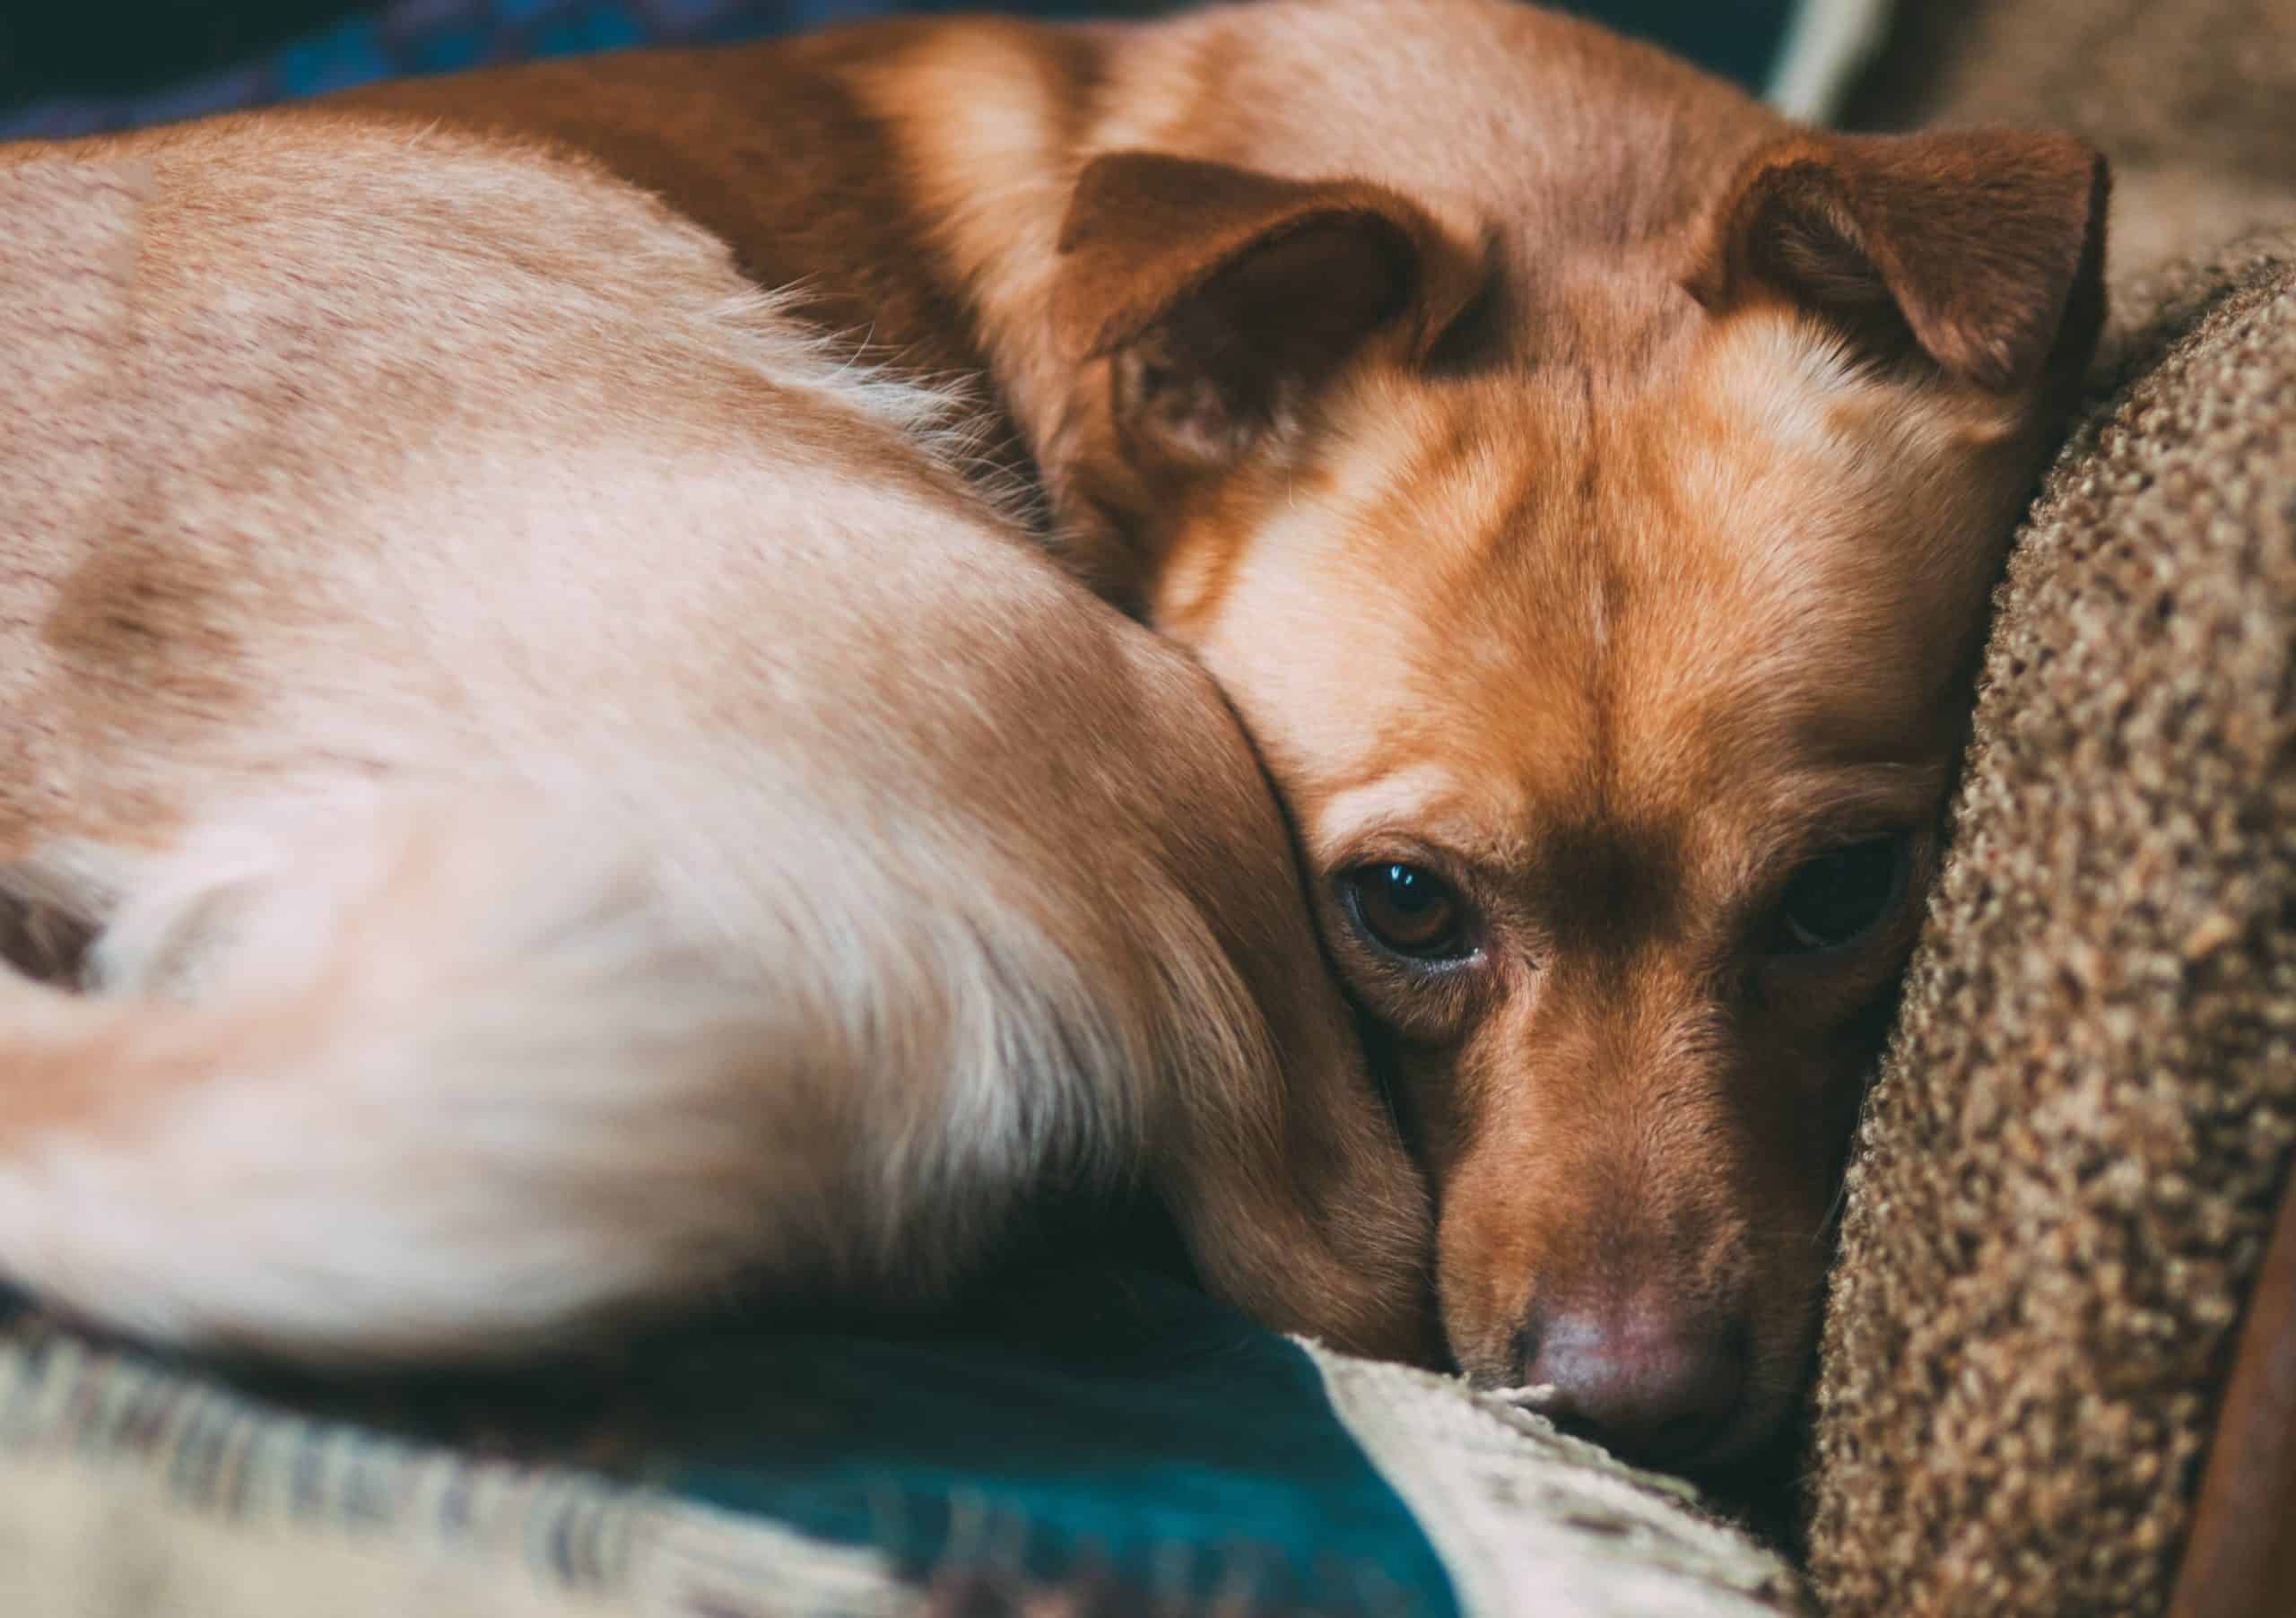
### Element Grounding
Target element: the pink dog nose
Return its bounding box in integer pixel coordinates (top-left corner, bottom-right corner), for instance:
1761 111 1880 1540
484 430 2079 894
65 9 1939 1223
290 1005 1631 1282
1518 1300 1746 1464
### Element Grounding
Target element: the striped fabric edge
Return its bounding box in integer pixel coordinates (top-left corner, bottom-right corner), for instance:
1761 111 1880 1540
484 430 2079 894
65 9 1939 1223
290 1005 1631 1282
1765 0 1896 123
0 1328 922 1618
1296 1342 1813 1618
0 1449 631 1618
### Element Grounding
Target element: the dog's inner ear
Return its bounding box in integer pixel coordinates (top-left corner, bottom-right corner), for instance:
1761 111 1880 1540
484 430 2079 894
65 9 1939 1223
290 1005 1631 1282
1686 129 2109 392
1056 152 1480 474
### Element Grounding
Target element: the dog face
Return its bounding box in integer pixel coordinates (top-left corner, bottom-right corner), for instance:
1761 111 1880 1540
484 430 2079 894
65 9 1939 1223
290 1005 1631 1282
1045 126 2105 1465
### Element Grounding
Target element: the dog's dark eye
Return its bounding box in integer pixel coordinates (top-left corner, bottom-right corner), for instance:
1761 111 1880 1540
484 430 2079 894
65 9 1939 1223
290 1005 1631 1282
1771 837 1907 954
1344 862 1471 961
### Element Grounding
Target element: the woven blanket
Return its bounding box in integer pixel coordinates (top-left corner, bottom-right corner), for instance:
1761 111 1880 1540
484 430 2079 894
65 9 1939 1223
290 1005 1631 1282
0 1273 1803 1615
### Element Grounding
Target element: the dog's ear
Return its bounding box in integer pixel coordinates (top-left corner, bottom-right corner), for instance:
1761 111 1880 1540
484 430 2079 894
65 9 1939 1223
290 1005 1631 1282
1054 152 1481 475
1686 130 2109 393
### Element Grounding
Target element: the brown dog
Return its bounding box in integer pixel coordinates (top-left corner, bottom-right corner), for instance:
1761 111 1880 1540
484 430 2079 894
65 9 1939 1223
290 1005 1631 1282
0 126 1434 1366
324 0 2108 1466
9 0 2109 1470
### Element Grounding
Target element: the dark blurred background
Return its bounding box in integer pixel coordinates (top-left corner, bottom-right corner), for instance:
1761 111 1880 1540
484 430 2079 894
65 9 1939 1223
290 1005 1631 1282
0 1 1828 139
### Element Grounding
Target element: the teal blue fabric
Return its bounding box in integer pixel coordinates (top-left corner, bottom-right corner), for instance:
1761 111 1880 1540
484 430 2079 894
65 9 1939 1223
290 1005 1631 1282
659 1272 1456 1610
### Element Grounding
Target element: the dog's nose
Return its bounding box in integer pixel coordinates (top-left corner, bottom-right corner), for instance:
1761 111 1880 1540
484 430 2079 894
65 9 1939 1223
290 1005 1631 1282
1517 1299 1745 1464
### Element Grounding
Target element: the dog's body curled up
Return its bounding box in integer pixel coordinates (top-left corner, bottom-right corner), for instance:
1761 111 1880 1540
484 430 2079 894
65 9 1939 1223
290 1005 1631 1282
0 126 1436 1365
1 0 2112 1471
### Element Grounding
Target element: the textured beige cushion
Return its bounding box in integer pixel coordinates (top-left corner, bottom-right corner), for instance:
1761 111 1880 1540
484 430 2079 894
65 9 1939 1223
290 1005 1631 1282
1810 6 2296 1608
1805 221 2296 1617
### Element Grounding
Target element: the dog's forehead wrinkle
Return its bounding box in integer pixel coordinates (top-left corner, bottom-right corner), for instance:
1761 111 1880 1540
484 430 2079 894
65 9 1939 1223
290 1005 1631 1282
1516 259 1707 378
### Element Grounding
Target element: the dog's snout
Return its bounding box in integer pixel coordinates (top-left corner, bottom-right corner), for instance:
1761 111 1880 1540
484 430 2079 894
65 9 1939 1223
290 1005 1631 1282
1517 1297 1746 1464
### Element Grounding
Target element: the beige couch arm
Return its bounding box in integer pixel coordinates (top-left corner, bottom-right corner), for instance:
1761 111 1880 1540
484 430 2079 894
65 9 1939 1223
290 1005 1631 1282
1805 224 2296 1618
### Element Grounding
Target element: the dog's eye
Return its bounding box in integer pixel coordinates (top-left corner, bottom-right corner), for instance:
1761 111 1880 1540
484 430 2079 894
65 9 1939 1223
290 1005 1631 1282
1772 837 1907 954
1344 862 1470 960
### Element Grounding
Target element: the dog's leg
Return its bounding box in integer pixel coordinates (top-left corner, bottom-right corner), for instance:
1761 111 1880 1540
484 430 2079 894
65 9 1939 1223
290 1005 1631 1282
0 787 827 1361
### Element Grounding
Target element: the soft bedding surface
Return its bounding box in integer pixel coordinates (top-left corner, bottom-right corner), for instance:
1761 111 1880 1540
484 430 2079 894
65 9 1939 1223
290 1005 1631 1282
0 1274 1804 1616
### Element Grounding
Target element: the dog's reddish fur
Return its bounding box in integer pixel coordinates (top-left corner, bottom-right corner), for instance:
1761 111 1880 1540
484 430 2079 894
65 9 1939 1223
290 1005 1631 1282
18 0 2107 1466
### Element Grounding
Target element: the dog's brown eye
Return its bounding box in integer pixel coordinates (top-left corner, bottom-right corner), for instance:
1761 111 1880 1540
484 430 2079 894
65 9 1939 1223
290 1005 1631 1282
1772 837 1907 954
1344 862 1470 960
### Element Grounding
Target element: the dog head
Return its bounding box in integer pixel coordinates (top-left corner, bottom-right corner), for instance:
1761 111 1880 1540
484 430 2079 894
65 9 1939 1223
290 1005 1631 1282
1040 59 2105 1463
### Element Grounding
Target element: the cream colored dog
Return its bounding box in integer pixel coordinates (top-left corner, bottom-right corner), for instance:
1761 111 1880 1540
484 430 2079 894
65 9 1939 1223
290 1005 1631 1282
0 124 1437 1366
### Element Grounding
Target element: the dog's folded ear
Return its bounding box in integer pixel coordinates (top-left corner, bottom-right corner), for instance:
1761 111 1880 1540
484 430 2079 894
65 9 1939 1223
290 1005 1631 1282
1054 152 1482 474
1685 130 2109 394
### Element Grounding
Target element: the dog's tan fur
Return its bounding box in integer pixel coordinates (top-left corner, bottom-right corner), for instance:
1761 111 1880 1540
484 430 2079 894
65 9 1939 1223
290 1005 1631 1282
1 0 2108 1466
0 124 1436 1364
